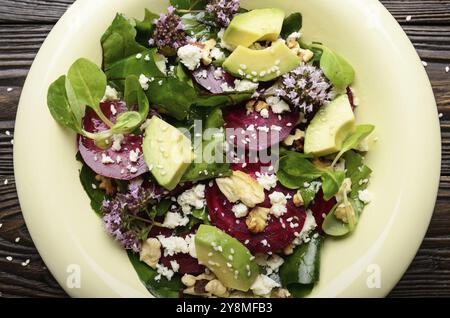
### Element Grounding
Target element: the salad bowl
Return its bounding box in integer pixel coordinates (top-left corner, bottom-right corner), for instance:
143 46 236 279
14 0 440 297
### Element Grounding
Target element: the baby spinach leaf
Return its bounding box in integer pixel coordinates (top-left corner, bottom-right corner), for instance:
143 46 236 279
135 9 159 47
170 0 209 10
313 44 355 89
322 204 350 237
298 182 320 209
280 12 303 39
276 169 308 189
151 199 173 218
101 14 147 69
344 151 372 215
192 207 210 225
64 77 85 124
124 75 150 119
128 251 183 298
278 153 322 179
182 13 220 41
194 91 252 108
47 75 83 133
67 58 110 125
279 234 323 297
79 162 107 215
332 125 375 165
321 170 345 201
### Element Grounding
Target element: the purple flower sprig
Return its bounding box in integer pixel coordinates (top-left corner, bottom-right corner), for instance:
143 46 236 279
101 180 162 252
206 0 240 27
277 64 334 114
151 6 188 56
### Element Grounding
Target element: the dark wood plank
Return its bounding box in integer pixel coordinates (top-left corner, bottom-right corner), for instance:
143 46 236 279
0 0 449 298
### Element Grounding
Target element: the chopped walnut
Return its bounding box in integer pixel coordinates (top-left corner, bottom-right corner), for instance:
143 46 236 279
274 288 292 298
293 193 304 207
95 175 116 196
246 207 270 233
334 201 356 224
216 171 265 208
283 129 305 147
139 238 161 269
246 99 268 114
205 279 229 297
283 244 295 255
181 274 197 287
182 273 218 297
287 38 314 62
201 39 217 65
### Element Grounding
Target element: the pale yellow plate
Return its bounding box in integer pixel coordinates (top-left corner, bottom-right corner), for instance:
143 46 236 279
14 0 440 297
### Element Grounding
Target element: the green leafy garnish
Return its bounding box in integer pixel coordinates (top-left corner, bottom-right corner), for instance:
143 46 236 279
170 0 209 10
134 9 159 46
332 124 375 166
311 44 355 89
280 12 302 39
279 234 323 297
79 162 107 215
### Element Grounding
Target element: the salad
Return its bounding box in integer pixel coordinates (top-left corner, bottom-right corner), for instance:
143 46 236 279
47 0 375 298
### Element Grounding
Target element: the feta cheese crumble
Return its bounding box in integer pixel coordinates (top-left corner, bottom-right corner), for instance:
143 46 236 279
177 44 202 70
102 85 119 102
294 210 317 243
111 134 124 152
250 274 280 296
358 189 373 204
177 184 206 215
139 74 150 90
256 172 278 190
155 263 174 281
234 79 259 92
232 203 249 218
269 191 288 217
266 96 291 114
101 154 115 164
157 234 196 258
161 212 190 229
260 108 269 118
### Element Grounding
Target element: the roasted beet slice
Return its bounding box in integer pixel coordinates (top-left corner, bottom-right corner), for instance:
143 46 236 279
206 162 306 254
309 190 337 232
192 65 236 94
223 105 299 151
78 101 148 180
149 226 204 275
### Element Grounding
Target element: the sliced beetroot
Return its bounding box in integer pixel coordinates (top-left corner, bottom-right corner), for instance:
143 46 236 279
206 162 306 254
309 190 337 232
78 101 148 180
148 226 204 275
192 65 236 94
223 105 299 151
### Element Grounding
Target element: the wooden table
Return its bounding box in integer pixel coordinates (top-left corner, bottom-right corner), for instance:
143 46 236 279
0 0 449 298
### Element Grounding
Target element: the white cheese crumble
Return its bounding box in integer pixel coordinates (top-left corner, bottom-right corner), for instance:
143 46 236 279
129 149 140 163
161 212 189 229
256 172 278 190
102 85 119 102
234 79 259 92
101 153 115 164
177 44 202 70
139 74 150 90
287 31 302 41
250 274 280 296
269 191 288 217
155 263 174 281
294 210 317 244
154 53 168 74
170 260 180 272
177 184 206 215
211 47 226 61
358 189 373 204
260 108 269 118
157 234 196 259
111 134 124 152
266 96 291 114
232 203 249 218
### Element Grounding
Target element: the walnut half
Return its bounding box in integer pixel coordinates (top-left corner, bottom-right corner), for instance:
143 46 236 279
95 175 116 196
216 171 265 208
246 207 270 233
139 238 161 269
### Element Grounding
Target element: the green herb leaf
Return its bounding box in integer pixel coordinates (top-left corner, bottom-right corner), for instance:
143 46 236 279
128 251 183 298
279 234 323 297
170 0 209 10
332 125 375 165
78 160 107 215
151 200 173 218
192 207 210 224
322 204 350 237
298 182 320 209
321 170 345 201
280 13 303 39
101 14 147 69
181 13 219 41
135 9 159 47
47 75 83 133
278 153 322 179
313 44 355 89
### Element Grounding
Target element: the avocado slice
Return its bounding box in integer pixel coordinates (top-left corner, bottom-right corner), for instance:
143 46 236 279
223 40 300 82
223 8 285 48
195 225 259 291
304 94 355 157
143 117 194 190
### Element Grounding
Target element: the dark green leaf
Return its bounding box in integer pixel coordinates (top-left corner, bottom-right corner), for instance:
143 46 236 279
279 234 323 297
278 153 322 179
170 0 208 10
181 13 219 41
67 58 107 111
298 183 320 209
194 91 252 107
280 13 303 39
124 75 150 119
333 125 375 165
128 251 183 298
135 9 159 46
152 200 173 217
321 170 345 201
313 44 355 89
101 14 147 69
79 163 107 215
192 207 210 224
47 75 83 133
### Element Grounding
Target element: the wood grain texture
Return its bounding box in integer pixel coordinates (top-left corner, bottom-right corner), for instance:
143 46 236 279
0 0 449 298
